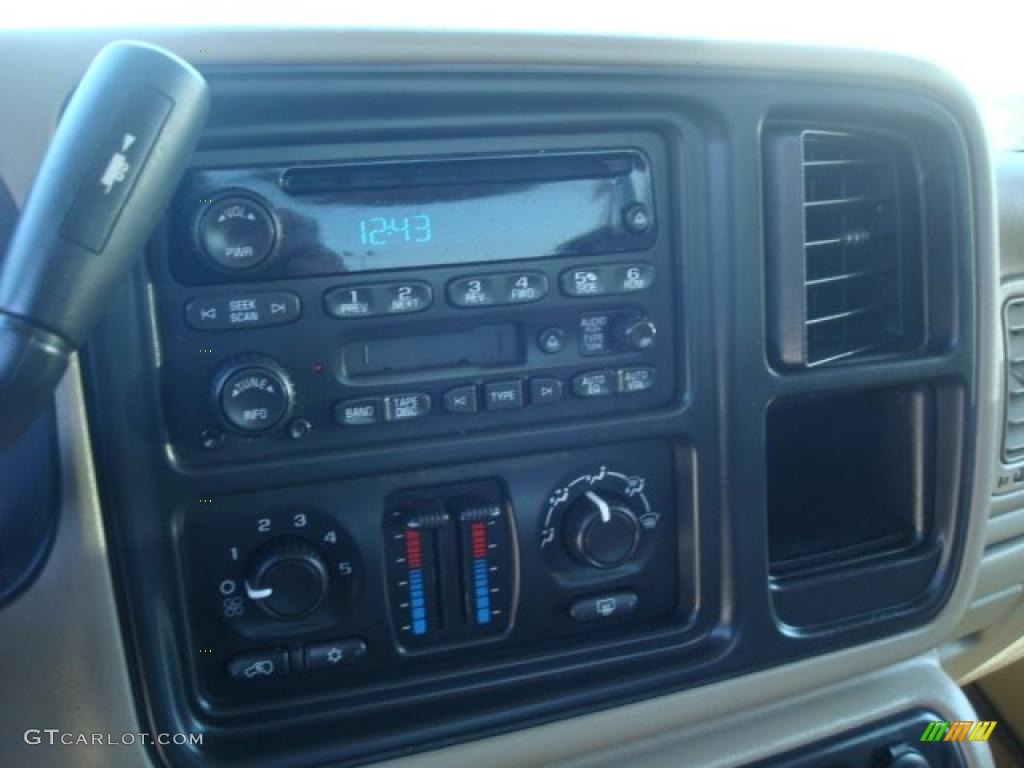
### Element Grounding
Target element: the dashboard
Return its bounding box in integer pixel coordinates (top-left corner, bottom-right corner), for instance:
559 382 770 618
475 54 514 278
0 26 1014 768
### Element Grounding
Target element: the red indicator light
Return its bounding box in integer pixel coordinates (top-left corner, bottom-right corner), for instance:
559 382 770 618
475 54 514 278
471 521 487 558
404 529 423 568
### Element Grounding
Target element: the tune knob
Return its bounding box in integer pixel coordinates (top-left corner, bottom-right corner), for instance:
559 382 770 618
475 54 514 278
563 490 641 569
244 538 329 621
212 355 294 433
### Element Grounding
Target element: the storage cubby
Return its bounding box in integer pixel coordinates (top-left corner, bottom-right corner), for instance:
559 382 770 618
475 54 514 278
766 385 933 576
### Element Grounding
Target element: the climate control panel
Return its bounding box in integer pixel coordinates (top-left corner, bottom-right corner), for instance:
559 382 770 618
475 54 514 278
181 440 685 702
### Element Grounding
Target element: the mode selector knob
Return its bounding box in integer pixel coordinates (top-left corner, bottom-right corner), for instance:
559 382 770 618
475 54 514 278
245 538 329 621
213 355 294 433
563 491 641 569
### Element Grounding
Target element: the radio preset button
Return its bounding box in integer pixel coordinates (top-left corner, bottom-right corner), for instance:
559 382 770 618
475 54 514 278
383 282 432 315
334 397 384 426
503 272 548 304
448 276 497 308
324 286 375 318
186 291 300 331
385 393 431 422
443 385 479 414
618 366 656 393
530 377 563 405
561 267 610 297
572 370 616 398
484 380 524 410
615 264 655 293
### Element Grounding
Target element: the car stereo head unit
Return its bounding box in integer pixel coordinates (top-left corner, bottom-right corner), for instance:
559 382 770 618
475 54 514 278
151 134 677 465
170 149 657 284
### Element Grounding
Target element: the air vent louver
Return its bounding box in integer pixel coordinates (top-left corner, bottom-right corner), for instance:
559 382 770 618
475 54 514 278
1004 298 1024 458
765 127 923 369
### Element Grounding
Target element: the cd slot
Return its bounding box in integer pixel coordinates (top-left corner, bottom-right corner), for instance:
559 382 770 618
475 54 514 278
342 324 523 378
280 151 642 194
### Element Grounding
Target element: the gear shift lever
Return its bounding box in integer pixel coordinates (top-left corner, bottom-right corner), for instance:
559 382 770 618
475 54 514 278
0 41 208 449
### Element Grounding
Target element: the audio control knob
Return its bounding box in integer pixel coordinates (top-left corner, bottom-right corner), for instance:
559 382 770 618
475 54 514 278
196 194 277 271
613 315 657 352
244 538 329 621
213 355 294 433
563 490 641 569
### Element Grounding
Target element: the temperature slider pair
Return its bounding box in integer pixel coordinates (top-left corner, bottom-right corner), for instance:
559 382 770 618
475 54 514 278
386 485 513 650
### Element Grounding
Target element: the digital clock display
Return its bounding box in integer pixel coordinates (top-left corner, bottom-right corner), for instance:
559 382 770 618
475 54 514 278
323 176 622 272
358 215 433 246
314 169 651 273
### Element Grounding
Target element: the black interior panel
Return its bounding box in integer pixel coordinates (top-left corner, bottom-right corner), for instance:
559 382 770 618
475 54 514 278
81 66 978 767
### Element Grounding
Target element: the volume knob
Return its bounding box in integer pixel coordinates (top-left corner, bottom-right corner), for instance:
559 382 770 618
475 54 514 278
563 490 641 569
196 194 277 271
